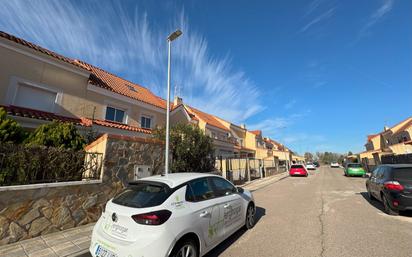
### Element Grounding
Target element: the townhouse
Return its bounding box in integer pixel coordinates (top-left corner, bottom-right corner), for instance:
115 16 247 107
0 31 191 138
359 116 412 167
0 30 296 162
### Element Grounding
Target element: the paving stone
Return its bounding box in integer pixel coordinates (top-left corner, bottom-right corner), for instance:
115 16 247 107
42 234 67 248
71 236 90 250
27 248 57 257
0 244 27 257
21 239 47 255
51 241 80 256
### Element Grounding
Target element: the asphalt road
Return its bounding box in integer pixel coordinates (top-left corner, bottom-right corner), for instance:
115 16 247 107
81 166 412 257
205 166 412 257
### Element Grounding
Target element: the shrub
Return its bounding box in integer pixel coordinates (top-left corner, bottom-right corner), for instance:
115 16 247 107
154 123 215 173
25 121 86 150
0 143 86 186
0 107 27 143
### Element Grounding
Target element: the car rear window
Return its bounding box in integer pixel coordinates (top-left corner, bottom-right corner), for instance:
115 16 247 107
393 168 412 181
291 165 304 169
112 182 171 208
348 164 362 168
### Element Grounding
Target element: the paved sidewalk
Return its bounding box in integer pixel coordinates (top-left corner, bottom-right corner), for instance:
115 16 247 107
0 172 288 257
0 224 94 257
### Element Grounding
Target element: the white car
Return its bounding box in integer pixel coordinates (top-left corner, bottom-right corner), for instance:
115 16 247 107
305 163 316 170
90 173 255 257
330 162 340 168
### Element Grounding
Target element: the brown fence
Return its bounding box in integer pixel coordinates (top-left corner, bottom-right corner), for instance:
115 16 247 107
215 157 285 185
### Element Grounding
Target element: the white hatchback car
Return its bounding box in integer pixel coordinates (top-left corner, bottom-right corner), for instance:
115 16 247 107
89 173 255 257
305 163 316 170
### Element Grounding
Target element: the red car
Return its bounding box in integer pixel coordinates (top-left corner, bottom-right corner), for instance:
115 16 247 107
289 164 308 177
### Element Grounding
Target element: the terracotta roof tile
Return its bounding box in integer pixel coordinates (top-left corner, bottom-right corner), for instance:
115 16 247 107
250 130 262 136
2 105 84 125
393 118 412 135
0 31 167 110
1 105 151 134
0 31 90 71
75 60 167 109
185 106 229 131
90 119 151 134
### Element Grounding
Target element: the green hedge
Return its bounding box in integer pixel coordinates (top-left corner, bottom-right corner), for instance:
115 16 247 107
0 143 87 186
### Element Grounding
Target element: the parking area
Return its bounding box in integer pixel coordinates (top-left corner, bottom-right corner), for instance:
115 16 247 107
206 166 412 257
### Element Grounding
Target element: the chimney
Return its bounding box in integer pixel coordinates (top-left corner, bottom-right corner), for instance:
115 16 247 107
384 126 389 131
174 96 183 106
241 124 246 129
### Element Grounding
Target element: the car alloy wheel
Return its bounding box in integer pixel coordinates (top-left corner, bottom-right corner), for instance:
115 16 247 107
172 240 198 257
383 195 398 216
245 204 255 229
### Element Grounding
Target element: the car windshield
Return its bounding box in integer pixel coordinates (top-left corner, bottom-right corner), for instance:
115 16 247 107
112 182 171 208
291 165 304 169
348 164 362 168
393 168 412 181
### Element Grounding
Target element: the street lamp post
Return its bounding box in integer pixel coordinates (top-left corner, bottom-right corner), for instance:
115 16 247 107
165 29 182 175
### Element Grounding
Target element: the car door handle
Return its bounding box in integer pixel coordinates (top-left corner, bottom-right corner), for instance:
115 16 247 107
223 204 231 209
199 211 210 218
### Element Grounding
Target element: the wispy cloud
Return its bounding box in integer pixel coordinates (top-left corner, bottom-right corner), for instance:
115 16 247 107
300 7 336 33
357 0 394 39
0 0 263 123
248 111 310 138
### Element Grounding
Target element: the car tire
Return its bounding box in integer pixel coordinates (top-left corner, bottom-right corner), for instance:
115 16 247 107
245 203 255 230
169 238 198 257
367 187 376 201
382 195 399 216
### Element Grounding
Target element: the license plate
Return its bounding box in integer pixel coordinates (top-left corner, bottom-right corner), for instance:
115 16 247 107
95 245 117 257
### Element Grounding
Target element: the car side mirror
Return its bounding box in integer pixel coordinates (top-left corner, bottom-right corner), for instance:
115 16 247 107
237 187 244 193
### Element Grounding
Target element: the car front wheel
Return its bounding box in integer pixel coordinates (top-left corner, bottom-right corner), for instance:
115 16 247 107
170 239 198 257
245 203 255 229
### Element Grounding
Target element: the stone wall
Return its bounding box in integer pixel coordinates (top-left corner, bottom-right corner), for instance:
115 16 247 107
0 134 164 245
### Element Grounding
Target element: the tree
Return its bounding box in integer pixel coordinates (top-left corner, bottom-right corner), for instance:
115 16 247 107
153 123 215 173
304 152 313 162
25 121 86 150
0 107 27 143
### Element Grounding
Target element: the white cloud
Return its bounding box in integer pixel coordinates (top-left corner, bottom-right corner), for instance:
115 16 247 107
300 7 336 33
0 0 263 123
358 0 394 38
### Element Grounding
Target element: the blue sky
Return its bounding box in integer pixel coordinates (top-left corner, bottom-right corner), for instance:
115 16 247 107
1 0 411 154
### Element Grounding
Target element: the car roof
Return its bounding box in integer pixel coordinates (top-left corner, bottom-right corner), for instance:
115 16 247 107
138 172 220 188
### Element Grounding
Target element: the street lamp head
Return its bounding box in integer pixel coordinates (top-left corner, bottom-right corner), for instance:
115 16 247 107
167 29 183 41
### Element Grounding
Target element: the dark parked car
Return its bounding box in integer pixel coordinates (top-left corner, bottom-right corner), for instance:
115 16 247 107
366 164 412 215
313 161 320 168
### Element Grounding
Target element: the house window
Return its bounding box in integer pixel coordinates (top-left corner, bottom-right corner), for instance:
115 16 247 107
14 83 57 112
141 115 152 129
105 106 125 123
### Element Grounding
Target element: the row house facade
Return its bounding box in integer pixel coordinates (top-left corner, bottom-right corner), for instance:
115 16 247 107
359 117 412 167
0 31 296 163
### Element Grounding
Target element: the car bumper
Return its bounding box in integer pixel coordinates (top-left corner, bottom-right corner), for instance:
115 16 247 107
289 172 307 176
386 192 412 211
89 219 175 257
347 171 366 176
